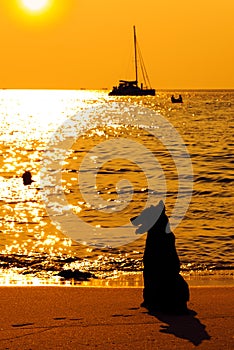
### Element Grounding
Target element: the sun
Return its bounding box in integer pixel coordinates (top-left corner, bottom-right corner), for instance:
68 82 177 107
21 0 49 12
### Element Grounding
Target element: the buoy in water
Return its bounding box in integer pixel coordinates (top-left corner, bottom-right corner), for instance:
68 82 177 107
22 171 34 186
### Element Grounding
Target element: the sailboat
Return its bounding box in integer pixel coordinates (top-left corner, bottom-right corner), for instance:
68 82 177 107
109 26 155 96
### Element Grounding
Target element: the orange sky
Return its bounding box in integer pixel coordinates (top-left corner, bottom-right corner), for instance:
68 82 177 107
0 0 234 89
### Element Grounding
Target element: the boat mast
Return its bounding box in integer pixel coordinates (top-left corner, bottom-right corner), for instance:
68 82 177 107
133 25 138 85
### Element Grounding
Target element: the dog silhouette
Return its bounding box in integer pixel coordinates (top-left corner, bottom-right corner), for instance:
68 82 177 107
131 200 189 314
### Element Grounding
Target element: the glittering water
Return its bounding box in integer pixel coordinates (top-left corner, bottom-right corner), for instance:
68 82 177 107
0 89 233 285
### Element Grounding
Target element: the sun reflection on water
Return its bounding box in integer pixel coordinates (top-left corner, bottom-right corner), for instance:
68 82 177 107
0 90 104 261
0 90 233 285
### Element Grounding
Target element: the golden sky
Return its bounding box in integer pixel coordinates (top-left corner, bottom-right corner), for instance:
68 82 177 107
0 0 234 89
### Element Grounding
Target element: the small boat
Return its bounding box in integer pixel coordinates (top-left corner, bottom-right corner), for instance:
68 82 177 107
109 26 155 96
171 95 183 103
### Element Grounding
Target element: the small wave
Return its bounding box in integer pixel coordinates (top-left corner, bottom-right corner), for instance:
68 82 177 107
0 253 233 283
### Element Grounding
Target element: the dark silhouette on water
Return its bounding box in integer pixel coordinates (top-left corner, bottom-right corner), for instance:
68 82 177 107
131 200 189 314
22 171 34 186
171 94 183 103
58 269 95 281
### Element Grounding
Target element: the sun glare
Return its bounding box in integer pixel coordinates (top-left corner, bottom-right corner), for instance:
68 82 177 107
21 0 49 12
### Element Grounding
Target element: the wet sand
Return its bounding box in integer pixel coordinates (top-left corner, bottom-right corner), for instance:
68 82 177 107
0 286 233 349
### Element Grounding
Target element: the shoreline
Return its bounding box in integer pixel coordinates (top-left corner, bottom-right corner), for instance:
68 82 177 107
0 271 233 287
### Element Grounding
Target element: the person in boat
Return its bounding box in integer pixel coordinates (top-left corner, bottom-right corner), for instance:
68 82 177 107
171 95 183 103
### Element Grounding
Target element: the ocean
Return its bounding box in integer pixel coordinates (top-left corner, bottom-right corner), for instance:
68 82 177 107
0 89 233 286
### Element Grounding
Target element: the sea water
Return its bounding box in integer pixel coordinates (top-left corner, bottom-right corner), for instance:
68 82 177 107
0 89 233 285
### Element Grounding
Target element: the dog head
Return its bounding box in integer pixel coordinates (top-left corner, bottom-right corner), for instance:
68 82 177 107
130 200 170 234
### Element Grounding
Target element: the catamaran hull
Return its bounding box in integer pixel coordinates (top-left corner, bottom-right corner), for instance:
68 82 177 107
109 88 155 96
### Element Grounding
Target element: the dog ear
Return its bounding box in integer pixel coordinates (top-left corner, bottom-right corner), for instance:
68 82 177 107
130 216 138 224
158 200 165 212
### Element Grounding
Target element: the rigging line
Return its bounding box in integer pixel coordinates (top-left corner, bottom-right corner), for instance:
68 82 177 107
139 52 147 87
136 41 147 87
124 46 134 80
139 46 151 88
136 41 152 88
135 40 145 86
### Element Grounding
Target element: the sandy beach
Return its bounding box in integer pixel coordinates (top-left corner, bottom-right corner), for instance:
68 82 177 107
0 285 233 350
